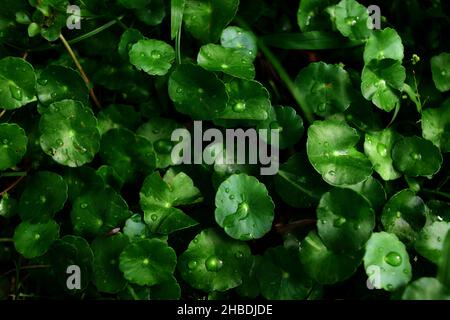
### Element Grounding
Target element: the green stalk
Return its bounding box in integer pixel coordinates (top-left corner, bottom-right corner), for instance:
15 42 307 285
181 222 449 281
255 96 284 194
403 83 422 113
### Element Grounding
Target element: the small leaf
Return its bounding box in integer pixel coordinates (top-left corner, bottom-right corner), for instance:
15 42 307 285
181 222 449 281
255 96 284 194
431 52 450 92
13 219 60 259
118 28 144 59
333 0 372 41
119 239 177 286
0 123 27 170
307 119 373 186
197 44 255 80
364 232 412 292
381 189 426 244
39 99 101 167
392 136 443 177
363 28 404 64
178 228 252 292
129 39 175 76
215 174 275 241
415 221 450 264
220 26 257 60
422 99 450 152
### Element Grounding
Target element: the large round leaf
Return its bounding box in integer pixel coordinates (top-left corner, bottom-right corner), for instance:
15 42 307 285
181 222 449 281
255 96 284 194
274 152 330 208
364 128 402 181
197 44 255 80
39 100 101 167
99 128 156 183
307 119 372 186
19 171 68 221
0 123 27 170
91 234 129 294
299 231 362 285
178 228 252 292
431 52 450 92
363 232 412 292
415 221 450 264
363 28 404 64
361 59 406 112
129 39 175 76
333 0 372 41
0 57 36 109
256 246 313 300
317 188 375 253
119 239 177 286
422 100 450 152
392 136 443 177
36 65 89 108
381 189 426 244
168 64 228 120
215 174 275 241
13 219 59 259
295 62 353 117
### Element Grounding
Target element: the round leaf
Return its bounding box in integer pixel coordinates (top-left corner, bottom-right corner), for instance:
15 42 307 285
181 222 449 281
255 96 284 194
39 100 101 167
13 219 59 259
363 232 412 292
118 28 144 59
119 239 177 286
422 100 450 152
129 39 175 76
0 57 36 109
392 136 443 177
363 28 404 63
0 123 27 170
215 174 275 241
333 0 372 41
415 221 450 264
307 119 373 186
178 228 252 292
431 52 450 92
345 176 386 211
220 26 257 60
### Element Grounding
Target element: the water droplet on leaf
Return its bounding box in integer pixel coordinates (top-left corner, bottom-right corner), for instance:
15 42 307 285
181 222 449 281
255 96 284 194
205 256 223 272
384 251 402 267
377 143 388 157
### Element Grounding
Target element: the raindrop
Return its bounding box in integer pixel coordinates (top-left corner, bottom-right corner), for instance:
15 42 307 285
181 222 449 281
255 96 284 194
38 78 48 86
235 251 244 259
232 101 246 113
187 260 197 270
384 251 402 267
151 50 161 59
333 217 346 227
225 188 230 193
377 143 388 157
9 84 22 100
34 233 41 240
80 203 88 209
412 153 422 160
328 170 336 176
150 214 158 221
205 256 223 272
229 195 235 200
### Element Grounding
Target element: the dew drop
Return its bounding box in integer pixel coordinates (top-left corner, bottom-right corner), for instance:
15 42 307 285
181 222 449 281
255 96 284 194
150 214 158 221
205 256 223 272
38 78 48 86
143 258 149 265
9 84 22 100
235 251 244 259
151 50 161 59
412 153 422 160
56 139 63 147
232 101 246 113
187 260 197 270
225 187 230 193
229 195 235 200
333 216 346 227
176 87 183 94
328 170 336 176
80 203 88 209
384 251 402 267
377 143 388 157
34 233 41 240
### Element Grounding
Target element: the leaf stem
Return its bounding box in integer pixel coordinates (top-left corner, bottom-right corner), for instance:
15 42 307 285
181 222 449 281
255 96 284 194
403 83 422 113
0 174 27 196
0 238 13 242
59 33 102 109
1 171 28 177
235 18 314 124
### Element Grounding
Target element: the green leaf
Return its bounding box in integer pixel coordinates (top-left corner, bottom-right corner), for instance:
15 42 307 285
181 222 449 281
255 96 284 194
183 0 239 43
140 170 201 234
256 246 313 300
297 0 338 32
333 0 372 41
178 228 252 292
364 232 412 291
19 171 68 221
422 100 450 152
275 152 330 208
150 276 181 300
263 31 362 50
392 136 443 177
307 119 373 186
91 234 129 294
215 174 275 241
137 117 183 168
63 167 104 202
415 221 450 264
0 57 36 109
0 194 17 218
97 104 141 135
99 128 156 183
220 26 257 60
317 188 375 253
171 0 185 39
13 219 60 259
361 59 406 112
0 123 27 170
381 189 426 244
214 78 270 124
71 185 131 237
135 0 166 26
36 65 89 108
438 231 450 288
257 106 304 149
197 44 255 80
363 28 404 64
431 52 450 92
299 231 362 285
402 278 450 300
39 99 101 167
364 128 402 181
118 28 144 59
295 62 353 117
129 39 175 76
168 64 228 119
119 239 177 286
345 176 386 211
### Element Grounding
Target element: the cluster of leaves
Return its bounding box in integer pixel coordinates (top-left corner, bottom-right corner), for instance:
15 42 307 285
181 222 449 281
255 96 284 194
0 0 449 300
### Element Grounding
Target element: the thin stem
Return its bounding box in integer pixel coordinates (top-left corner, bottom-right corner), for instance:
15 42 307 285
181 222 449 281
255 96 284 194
1 171 28 177
0 238 13 242
60 33 102 109
403 83 422 113
422 189 450 200
0 174 27 196
0 109 6 119
235 18 314 123
175 23 182 65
